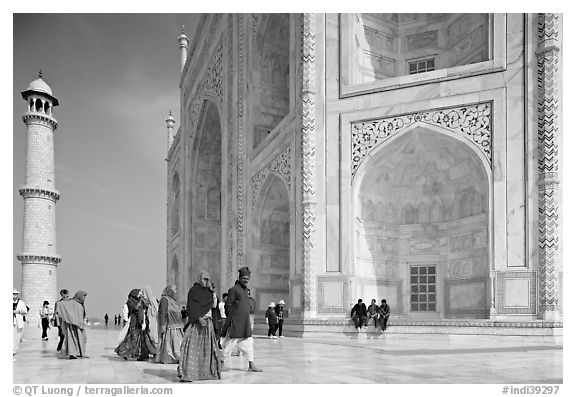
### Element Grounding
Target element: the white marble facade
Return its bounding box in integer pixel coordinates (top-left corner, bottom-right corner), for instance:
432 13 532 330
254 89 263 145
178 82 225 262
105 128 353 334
166 14 562 333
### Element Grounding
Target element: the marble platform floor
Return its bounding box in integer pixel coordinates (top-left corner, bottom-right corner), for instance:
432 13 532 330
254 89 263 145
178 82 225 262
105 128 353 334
13 325 562 384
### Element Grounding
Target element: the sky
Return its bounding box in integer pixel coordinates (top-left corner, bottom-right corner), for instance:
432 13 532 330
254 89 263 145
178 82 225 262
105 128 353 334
11 13 201 319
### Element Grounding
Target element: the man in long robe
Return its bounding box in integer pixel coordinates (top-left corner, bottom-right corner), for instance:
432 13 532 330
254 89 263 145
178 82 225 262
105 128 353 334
53 289 69 352
59 291 88 359
221 267 263 372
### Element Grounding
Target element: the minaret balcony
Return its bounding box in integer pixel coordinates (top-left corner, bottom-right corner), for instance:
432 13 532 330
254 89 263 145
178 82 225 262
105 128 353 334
19 185 60 201
17 253 61 265
22 111 58 130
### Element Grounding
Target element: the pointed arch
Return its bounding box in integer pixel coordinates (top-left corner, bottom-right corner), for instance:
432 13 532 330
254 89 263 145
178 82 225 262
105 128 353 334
170 172 181 237
189 99 223 293
353 125 492 319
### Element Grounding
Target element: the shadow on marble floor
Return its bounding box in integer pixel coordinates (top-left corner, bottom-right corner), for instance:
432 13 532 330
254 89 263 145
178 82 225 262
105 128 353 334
142 368 177 382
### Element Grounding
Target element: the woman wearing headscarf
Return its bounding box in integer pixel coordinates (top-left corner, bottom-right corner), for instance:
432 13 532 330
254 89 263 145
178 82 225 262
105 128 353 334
115 288 156 361
155 284 184 364
141 286 159 349
59 291 88 359
177 270 221 382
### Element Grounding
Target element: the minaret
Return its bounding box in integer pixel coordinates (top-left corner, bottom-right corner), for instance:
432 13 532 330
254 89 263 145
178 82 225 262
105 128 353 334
165 109 175 151
165 109 176 285
17 71 61 325
178 26 189 73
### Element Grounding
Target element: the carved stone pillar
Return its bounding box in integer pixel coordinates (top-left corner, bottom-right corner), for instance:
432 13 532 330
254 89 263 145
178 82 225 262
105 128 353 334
536 13 561 320
301 13 318 318
236 14 247 272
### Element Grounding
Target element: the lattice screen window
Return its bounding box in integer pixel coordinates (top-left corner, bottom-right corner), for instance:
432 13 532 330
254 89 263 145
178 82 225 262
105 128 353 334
410 265 437 311
409 58 435 75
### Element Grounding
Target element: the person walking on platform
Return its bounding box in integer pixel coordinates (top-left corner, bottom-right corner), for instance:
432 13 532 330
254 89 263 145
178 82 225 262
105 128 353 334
177 271 221 382
275 299 285 338
141 286 159 352
221 267 263 372
59 291 89 359
265 303 278 339
53 289 69 351
39 301 53 340
156 284 184 364
13 289 27 357
115 289 156 361
218 293 228 347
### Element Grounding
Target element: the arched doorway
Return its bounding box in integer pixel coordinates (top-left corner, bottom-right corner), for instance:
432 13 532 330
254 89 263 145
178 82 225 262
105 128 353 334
251 173 290 315
354 126 490 319
190 100 222 293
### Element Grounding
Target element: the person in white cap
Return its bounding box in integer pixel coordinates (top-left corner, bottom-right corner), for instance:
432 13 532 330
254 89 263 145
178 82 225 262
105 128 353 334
265 302 278 339
274 299 285 338
13 289 28 357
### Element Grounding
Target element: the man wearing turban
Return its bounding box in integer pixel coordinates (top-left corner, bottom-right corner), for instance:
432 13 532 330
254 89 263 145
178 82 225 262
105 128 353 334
220 267 263 372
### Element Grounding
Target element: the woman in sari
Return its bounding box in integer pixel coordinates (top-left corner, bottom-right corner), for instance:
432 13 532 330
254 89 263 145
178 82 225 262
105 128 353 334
59 291 88 359
155 284 184 364
142 286 159 349
177 270 221 382
115 289 156 361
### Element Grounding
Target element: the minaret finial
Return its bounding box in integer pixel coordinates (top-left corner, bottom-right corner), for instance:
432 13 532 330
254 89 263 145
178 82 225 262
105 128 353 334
39 69 43 79
169 109 172 117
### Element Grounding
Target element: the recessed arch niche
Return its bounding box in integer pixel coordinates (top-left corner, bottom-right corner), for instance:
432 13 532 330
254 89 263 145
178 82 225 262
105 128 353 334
251 173 290 315
171 256 180 294
190 100 222 292
343 13 491 85
353 126 490 319
170 172 180 237
252 14 291 149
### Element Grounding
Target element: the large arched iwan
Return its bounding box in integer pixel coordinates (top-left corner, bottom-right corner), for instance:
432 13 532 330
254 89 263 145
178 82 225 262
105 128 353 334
352 125 491 319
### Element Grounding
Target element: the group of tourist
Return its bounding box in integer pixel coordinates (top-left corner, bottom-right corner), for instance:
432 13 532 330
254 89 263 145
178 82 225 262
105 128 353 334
111 314 126 326
12 288 89 360
350 298 391 331
13 266 266 382
264 300 285 339
112 266 262 382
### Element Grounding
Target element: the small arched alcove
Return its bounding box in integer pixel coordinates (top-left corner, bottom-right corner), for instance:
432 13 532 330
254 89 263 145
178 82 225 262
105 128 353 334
353 125 490 319
170 172 180 237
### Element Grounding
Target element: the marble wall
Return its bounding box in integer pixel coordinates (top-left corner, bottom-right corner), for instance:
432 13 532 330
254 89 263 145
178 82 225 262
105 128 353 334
169 14 562 324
